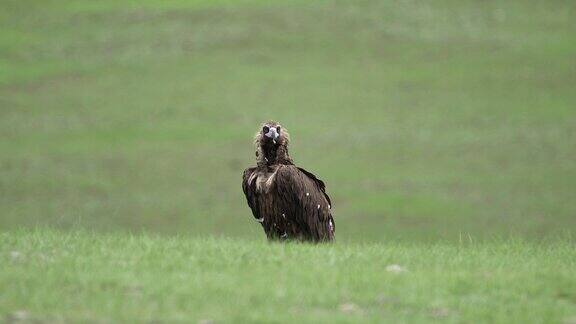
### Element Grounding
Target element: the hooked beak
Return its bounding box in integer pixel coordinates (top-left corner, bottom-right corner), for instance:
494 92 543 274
264 128 280 143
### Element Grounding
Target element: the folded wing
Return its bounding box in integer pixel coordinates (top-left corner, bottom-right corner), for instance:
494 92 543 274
274 165 335 241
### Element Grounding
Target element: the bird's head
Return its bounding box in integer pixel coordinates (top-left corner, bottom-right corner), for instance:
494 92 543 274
254 121 292 166
257 121 288 146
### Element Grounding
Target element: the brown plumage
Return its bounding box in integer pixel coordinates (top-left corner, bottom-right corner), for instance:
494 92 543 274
242 121 335 242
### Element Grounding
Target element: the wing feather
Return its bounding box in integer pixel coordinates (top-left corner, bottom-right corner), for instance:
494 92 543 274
275 165 335 241
297 167 332 206
242 167 261 221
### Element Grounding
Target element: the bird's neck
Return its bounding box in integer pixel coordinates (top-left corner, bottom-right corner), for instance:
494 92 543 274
257 144 293 168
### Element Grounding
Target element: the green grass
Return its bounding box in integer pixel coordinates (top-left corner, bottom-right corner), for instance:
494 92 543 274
1 230 575 323
1 0 575 243
2 2 575 322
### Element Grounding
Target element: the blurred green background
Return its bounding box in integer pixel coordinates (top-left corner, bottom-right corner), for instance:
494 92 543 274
1 0 575 242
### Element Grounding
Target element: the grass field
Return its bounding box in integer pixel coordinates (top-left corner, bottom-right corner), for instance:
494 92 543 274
2 230 576 323
1 0 575 242
1 1 575 322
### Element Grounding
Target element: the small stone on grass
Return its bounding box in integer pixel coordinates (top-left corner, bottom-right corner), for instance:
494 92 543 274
339 303 359 314
385 264 406 273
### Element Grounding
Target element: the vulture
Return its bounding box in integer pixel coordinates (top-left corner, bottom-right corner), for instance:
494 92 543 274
242 121 335 242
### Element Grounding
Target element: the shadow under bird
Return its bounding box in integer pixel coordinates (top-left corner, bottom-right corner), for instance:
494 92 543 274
242 121 335 242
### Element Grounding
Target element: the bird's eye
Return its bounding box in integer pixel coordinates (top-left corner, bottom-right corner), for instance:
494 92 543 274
262 126 269 133
276 126 281 133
